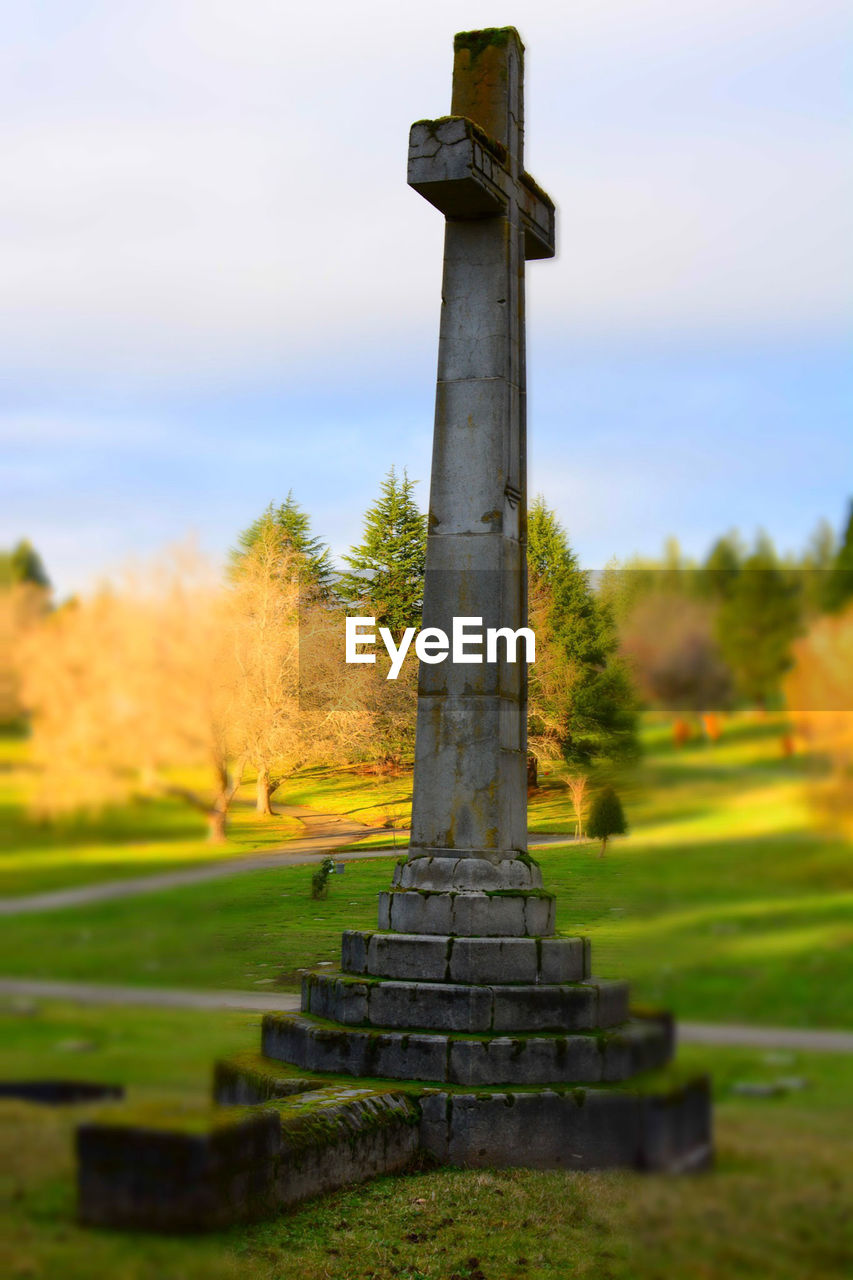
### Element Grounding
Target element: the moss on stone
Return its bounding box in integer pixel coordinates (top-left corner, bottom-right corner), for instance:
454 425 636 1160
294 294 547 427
453 27 519 60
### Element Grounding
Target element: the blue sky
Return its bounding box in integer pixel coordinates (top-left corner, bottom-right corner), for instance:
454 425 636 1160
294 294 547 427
1 0 850 595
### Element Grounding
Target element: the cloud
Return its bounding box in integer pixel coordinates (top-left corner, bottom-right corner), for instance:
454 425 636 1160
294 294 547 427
0 0 847 385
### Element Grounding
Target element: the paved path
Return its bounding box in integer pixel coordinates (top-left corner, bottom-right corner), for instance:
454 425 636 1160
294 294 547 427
0 978 302 1014
676 1021 853 1052
1 979 851 1052
0 813 575 917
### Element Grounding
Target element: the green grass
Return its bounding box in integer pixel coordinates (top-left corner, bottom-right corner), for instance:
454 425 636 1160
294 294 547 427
1 715 851 1026
0 731 307 897
0 1001 851 1280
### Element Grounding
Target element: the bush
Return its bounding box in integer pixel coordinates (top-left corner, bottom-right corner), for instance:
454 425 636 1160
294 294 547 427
310 856 337 900
587 786 627 856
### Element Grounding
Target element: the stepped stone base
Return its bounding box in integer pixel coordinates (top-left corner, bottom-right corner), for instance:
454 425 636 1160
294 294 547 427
420 1080 712 1171
341 930 591 984
74 878 712 1231
262 1011 673 1085
302 969 630 1032
378 888 556 936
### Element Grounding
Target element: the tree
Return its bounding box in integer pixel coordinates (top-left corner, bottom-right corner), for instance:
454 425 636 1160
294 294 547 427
785 603 853 836
566 773 589 838
228 527 304 814
823 500 853 615
19 555 246 840
340 468 427 636
0 539 51 590
587 785 627 856
620 591 733 716
526 497 638 781
700 533 744 601
1 582 52 726
716 536 802 706
232 493 333 593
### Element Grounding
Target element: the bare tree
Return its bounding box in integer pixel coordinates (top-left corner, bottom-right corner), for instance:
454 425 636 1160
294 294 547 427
566 773 589 839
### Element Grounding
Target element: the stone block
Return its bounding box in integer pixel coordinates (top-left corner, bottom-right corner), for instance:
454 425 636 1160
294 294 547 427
305 971 627 1036
639 1075 713 1172
369 980 493 1034
379 889 557 938
417 1082 710 1172
385 890 454 935
434 1089 641 1169
340 930 368 975
602 1018 673 1082
490 983 598 1033
78 1089 421 1231
345 933 592 985
263 1016 449 1084
524 895 556 936
539 937 588 984
213 1055 321 1106
594 979 630 1029
448 936 537 984
417 1091 451 1163
367 932 450 982
395 854 542 892
302 975 369 1026
77 1105 281 1230
275 1092 420 1209
448 1034 603 1087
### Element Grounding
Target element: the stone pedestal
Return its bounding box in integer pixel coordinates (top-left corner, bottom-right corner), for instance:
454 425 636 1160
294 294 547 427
218 882 711 1170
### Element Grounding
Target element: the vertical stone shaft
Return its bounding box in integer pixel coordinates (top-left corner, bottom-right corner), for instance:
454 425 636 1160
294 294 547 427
409 31 529 880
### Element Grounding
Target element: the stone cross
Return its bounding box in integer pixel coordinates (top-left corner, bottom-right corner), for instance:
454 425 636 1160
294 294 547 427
404 28 555 897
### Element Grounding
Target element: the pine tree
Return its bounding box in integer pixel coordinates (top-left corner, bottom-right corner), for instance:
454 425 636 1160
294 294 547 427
701 532 744 601
232 493 333 592
823 500 853 615
340 468 427 636
527 496 638 777
716 535 802 706
587 785 627 856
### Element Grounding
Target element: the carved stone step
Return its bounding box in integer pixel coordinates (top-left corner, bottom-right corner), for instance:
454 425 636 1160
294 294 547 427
377 888 556 937
211 1054 712 1176
262 1012 673 1087
302 970 629 1034
341 931 590 985
78 1086 419 1231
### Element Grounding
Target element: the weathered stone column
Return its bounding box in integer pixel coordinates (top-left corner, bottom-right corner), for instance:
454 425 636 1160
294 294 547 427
403 28 555 899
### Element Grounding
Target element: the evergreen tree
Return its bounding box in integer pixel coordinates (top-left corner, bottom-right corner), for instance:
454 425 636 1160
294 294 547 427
823 500 853 615
232 493 333 592
716 535 802 706
701 532 744 601
587 785 627 856
527 497 638 774
0 539 50 590
340 468 427 636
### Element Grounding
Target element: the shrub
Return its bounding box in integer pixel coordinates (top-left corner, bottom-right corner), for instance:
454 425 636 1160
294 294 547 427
587 786 627 856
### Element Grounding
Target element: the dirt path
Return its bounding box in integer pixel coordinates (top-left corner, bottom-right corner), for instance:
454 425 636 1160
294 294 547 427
0 806 575 917
1 978 851 1051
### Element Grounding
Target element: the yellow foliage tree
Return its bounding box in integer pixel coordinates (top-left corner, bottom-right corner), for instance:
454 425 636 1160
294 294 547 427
785 604 853 834
17 543 378 841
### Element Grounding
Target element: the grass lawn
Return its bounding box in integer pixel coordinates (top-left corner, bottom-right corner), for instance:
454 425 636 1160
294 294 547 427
0 1001 850 1280
1 714 851 1026
0 730 308 898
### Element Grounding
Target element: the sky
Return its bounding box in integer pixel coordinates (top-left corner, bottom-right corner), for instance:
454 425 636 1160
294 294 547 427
2 0 850 597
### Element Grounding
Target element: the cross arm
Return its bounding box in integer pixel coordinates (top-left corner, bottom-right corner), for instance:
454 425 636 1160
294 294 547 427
408 117 555 260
